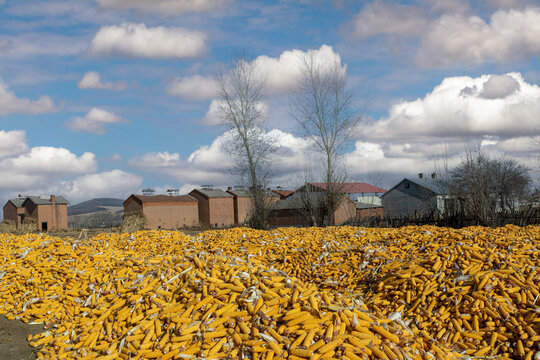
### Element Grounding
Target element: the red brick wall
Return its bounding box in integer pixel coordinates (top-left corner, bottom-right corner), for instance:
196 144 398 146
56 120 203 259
334 200 357 225
3 203 18 225
235 197 252 225
143 202 198 229
208 197 234 227
356 207 383 220
189 192 210 226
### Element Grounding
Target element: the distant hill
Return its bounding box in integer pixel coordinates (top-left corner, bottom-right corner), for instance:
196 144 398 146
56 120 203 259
68 198 124 216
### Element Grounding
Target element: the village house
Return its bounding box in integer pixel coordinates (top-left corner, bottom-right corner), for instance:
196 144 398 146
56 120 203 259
272 189 294 200
300 182 386 204
123 194 199 229
381 173 450 218
189 188 234 227
226 187 280 225
3 195 69 231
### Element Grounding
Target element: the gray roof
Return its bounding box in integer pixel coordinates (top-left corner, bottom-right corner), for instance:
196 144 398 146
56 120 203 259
407 178 448 195
8 197 27 207
269 197 304 210
191 188 233 198
356 202 383 209
25 195 69 205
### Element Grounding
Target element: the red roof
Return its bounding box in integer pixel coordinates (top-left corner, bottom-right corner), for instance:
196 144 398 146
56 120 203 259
308 182 386 194
132 195 197 203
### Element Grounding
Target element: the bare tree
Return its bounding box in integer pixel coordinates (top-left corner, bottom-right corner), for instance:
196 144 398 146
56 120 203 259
216 57 275 229
289 52 361 226
451 147 530 225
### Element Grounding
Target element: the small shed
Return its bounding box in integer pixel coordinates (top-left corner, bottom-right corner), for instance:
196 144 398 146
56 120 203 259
22 195 69 231
356 202 384 220
381 174 449 218
3 197 27 227
189 188 234 227
123 194 199 229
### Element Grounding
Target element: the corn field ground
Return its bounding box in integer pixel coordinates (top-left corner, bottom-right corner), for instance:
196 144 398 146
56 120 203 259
0 225 539 359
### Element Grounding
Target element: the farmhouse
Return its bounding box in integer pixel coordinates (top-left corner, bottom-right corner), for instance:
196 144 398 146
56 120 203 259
123 194 199 229
189 188 234 227
3 197 27 228
3 195 69 231
381 173 450 218
226 187 280 225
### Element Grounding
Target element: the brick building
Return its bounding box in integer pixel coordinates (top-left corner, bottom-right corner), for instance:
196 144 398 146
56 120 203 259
189 188 234 227
3 195 69 231
123 194 199 229
226 188 280 225
268 196 356 226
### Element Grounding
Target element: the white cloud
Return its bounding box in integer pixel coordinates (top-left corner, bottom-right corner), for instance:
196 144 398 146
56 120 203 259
68 108 127 135
255 45 344 95
0 77 57 115
0 146 97 189
96 0 232 15
352 2 429 38
91 22 207 59
0 130 29 160
59 169 143 202
78 71 127 91
203 99 269 126
167 75 217 100
200 45 343 126
417 8 540 67
364 72 540 141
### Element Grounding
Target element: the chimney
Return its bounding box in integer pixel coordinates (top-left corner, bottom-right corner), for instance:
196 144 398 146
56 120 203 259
50 195 55 203
418 173 424 179
431 173 437 179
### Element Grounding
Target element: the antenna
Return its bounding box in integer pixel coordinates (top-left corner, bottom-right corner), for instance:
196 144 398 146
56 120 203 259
142 188 155 196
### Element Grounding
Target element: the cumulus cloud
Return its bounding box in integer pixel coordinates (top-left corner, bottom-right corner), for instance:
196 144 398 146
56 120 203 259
352 2 429 38
96 0 232 15
59 169 143 202
91 23 207 59
478 74 521 99
203 99 269 126
0 146 97 189
167 75 217 100
0 78 57 115
0 130 29 160
68 108 127 134
417 8 540 67
78 71 127 90
364 72 540 141
130 129 317 187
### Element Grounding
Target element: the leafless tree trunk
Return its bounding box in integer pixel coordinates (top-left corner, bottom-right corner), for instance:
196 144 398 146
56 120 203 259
289 51 361 226
216 57 275 229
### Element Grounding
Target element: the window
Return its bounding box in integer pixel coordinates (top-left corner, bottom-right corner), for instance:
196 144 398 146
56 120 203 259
41 222 48 231
404 182 410 189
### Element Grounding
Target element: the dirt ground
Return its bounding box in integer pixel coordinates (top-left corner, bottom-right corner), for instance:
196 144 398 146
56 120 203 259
0 315 42 360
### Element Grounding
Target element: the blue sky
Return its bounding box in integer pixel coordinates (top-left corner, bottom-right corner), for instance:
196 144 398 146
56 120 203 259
0 0 539 204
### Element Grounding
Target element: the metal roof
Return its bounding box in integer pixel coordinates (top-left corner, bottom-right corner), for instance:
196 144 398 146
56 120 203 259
356 202 383 209
308 182 386 194
191 188 233 198
7 197 27 207
25 195 69 205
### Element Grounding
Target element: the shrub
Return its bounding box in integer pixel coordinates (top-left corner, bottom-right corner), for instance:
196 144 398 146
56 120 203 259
121 212 147 233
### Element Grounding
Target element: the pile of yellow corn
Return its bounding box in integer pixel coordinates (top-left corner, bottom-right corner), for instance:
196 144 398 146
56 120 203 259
0 225 538 359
